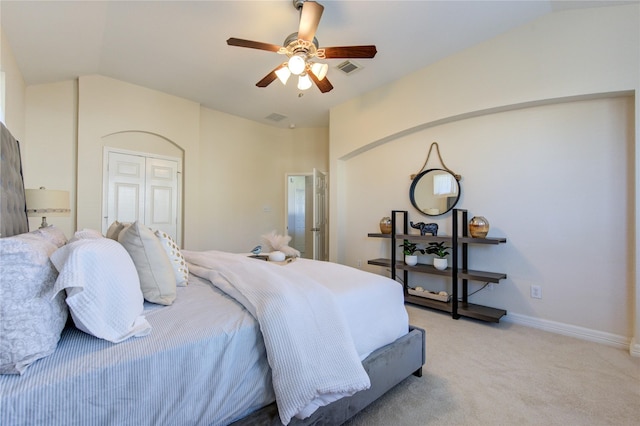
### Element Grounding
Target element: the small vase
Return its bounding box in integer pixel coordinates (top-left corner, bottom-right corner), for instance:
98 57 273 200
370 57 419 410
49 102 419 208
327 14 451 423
433 258 448 270
469 216 490 238
405 255 418 266
379 217 392 234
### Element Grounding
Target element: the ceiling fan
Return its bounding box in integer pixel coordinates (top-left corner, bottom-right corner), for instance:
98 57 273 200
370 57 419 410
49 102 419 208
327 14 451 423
227 0 377 93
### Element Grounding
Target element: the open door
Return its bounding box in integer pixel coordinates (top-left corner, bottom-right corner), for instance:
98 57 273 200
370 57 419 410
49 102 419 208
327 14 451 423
312 168 328 261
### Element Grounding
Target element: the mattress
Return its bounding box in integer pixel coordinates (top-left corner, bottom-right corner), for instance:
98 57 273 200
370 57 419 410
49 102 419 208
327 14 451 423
0 260 409 425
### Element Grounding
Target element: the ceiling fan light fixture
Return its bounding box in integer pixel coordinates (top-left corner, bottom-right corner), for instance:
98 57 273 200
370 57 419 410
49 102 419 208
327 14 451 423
297 73 312 90
311 62 328 81
275 66 291 85
288 54 306 75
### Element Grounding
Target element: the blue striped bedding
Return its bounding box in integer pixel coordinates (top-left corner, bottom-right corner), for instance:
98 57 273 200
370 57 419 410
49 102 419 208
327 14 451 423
0 275 275 426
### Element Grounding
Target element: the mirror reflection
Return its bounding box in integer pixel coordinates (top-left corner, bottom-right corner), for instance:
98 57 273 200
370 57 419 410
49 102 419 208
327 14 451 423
409 168 461 216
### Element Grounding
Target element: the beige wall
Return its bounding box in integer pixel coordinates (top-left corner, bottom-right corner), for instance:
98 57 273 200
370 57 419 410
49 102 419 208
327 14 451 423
1 27 25 141
76 75 201 247
24 81 77 236
199 109 328 252
2 64 328 252
329 4 640 354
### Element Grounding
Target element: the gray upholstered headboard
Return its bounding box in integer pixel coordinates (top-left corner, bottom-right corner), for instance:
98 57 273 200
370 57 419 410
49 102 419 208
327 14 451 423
0 122 29 237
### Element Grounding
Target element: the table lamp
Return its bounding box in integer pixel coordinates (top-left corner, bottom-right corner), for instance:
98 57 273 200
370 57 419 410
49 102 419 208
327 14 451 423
25 187 70 228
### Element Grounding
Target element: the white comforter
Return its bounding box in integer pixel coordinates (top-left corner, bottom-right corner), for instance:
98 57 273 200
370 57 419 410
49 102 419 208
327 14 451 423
184 251 396 425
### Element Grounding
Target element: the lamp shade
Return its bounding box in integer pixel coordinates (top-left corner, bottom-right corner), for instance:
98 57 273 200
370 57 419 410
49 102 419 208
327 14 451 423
275 66 291 85
311 62 328 81
26 188 70 217
297 73 312 90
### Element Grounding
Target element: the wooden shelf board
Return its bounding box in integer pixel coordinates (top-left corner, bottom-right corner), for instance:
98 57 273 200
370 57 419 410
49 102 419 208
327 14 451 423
405 294 453 313
457 303 507 323
367 258 391 267
458 236 507 244
396 262 452 277
393 261 507 283
460 270 507 283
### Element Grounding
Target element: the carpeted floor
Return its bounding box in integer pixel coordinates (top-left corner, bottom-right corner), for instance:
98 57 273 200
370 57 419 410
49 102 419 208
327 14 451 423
344 305 640 426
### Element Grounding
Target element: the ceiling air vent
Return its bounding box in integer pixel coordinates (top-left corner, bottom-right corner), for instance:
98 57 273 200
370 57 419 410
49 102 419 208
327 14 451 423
265 113 287 122
336 60 363 76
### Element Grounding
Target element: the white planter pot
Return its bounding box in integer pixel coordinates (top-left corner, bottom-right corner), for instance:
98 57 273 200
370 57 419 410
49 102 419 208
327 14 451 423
405 255 418 266
433 258 448 270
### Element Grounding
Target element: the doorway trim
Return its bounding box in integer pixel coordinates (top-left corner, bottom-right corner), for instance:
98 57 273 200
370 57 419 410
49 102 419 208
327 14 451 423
285 172 312 259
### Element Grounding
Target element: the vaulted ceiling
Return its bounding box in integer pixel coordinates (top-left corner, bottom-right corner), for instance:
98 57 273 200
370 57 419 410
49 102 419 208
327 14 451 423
1 1 632 128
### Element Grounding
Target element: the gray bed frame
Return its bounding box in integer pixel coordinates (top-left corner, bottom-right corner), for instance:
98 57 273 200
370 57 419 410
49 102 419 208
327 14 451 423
232 326 425 425
1 122 426 426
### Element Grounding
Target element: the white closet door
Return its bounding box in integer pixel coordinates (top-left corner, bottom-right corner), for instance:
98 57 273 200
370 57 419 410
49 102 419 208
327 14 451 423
105 151 179 242
107 152 145 226
144 157 178 239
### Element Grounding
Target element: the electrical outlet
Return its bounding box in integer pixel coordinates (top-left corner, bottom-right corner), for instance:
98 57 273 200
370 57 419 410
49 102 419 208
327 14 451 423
530 285 542 299
356 259 362 268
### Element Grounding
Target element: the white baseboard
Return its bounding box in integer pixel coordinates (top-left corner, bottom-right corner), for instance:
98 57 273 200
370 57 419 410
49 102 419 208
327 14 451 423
503 312 637 356
630 338 640 358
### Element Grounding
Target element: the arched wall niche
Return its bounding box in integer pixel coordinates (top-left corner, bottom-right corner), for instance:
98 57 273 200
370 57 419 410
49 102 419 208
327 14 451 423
101 130 185 244
102 130 184 159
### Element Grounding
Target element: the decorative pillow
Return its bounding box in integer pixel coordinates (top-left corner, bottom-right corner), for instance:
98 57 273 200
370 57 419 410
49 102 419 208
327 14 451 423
31 225 68 248
69 228 104 243
50 238 152 343
118 221 176 305
154 230 189 287
0 232 68 375
105 221 128 240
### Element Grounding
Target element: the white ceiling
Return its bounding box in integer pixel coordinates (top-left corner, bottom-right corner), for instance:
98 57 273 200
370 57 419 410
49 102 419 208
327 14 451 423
1 1 633 129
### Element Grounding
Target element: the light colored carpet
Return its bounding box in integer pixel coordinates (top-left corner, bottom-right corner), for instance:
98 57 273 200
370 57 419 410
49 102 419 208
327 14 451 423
345 305 640 426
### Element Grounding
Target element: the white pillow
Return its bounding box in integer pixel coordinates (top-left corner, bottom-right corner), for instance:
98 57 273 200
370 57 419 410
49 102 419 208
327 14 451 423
0 231 68 374
118 221 176 305
69 228 104 243
50 238 152 343
154 230 189 287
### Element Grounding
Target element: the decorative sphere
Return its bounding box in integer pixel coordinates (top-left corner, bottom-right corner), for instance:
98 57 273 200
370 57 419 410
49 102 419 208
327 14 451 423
469 216 490 238
379 217 392 234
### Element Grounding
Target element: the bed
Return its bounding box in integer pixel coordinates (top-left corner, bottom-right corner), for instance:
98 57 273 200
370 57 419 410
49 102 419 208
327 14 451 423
0 122 425 425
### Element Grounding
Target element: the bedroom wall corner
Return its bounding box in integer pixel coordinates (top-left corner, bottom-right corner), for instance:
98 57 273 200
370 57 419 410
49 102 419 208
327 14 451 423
197 107 328 253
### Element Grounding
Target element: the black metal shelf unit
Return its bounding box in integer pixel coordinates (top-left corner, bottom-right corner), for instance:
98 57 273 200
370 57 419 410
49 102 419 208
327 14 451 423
367 209 507 322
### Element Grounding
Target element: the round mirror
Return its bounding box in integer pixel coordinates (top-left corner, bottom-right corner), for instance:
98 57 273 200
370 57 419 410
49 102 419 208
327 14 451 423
409 168 461 216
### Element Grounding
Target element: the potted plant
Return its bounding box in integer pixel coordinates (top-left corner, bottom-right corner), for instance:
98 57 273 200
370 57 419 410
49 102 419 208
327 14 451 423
426 241 451 270
399 239 424 266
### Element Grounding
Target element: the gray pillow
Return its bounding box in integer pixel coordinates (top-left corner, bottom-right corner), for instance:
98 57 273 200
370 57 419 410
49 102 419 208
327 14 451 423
118 221 176 305
0 231 68 374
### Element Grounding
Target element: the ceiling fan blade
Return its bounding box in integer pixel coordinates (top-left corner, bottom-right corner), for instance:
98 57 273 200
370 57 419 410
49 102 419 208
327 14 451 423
256 64 286 88
298 1 324 42
308 71 333 93
322 45 378 59
227 37 281 53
